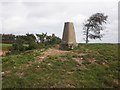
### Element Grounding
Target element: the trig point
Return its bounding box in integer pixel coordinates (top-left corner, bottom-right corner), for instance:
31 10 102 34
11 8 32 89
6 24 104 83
61 22 77 49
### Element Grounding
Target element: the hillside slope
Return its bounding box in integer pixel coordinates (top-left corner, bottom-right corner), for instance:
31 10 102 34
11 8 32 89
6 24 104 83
2 44 119 88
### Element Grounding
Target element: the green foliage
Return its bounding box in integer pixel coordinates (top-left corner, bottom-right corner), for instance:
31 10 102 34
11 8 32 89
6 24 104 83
28 41 38 50
83 13 108 43
11 34 39 52
36 33 47 43
2 49 45 71
25 33 38 50
36 33 61 48
11 36 27 52
45 34 61 45
2 33 61 53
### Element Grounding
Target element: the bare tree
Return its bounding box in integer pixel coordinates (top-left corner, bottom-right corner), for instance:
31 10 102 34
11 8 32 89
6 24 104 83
83 13 108 44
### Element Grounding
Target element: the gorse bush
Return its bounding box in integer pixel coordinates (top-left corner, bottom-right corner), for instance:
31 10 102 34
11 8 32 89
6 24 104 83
11 36 27 52
36 33 61 45
11 33 61 52
11 34 38 52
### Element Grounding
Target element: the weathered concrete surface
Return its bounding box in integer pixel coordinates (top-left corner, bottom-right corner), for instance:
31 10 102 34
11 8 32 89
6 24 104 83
61 22 77 49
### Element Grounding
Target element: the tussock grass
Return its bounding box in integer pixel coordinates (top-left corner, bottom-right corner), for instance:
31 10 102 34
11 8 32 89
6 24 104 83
2 44 119 88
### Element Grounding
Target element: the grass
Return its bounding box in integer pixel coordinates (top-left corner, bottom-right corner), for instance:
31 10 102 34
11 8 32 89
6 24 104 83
2 44 119 88
0 43 12 50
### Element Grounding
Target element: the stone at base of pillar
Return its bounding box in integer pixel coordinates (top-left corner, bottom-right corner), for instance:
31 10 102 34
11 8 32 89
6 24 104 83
60 43 77 50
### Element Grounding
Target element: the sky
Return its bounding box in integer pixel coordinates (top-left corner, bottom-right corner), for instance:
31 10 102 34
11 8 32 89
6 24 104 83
0 0 119 43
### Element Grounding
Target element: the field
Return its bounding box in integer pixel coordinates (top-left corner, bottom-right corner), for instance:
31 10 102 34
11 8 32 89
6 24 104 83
0 43 12 50
1 44 119 88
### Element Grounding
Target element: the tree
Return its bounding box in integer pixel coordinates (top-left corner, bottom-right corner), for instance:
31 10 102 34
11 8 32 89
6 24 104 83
1 34 15 44
45 34 61 45
83 13 108 44
25 33 38 50
36 33 47 43
36 33 61 48
12 35 27 52
12 34 38 52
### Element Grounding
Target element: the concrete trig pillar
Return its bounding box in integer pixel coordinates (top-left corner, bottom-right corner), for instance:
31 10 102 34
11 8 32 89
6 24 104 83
61 22 77 49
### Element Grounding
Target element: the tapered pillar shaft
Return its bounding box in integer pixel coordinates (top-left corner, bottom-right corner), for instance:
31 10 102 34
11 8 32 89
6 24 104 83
61 22 77 49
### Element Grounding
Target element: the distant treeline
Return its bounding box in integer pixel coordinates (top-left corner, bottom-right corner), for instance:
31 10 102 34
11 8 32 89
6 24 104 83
1 33 61 52
0 33 61 44
0 34 15 44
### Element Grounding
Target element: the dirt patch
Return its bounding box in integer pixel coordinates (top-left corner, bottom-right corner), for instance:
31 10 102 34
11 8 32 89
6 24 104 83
0 50 10 56
43 48 69 56
72 58 83 65
14 48 90 77
22 48 70 68
37 48 70 62
15 48 70 76
0 50 4 56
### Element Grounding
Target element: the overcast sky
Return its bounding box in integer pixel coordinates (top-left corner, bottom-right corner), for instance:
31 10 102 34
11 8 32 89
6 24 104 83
0 0 119 43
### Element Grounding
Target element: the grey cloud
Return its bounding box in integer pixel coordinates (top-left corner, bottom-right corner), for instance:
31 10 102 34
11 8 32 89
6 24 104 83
1 1 118 43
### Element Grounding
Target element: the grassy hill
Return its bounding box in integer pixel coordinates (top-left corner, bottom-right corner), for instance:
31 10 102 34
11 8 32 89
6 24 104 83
2 44 119 88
